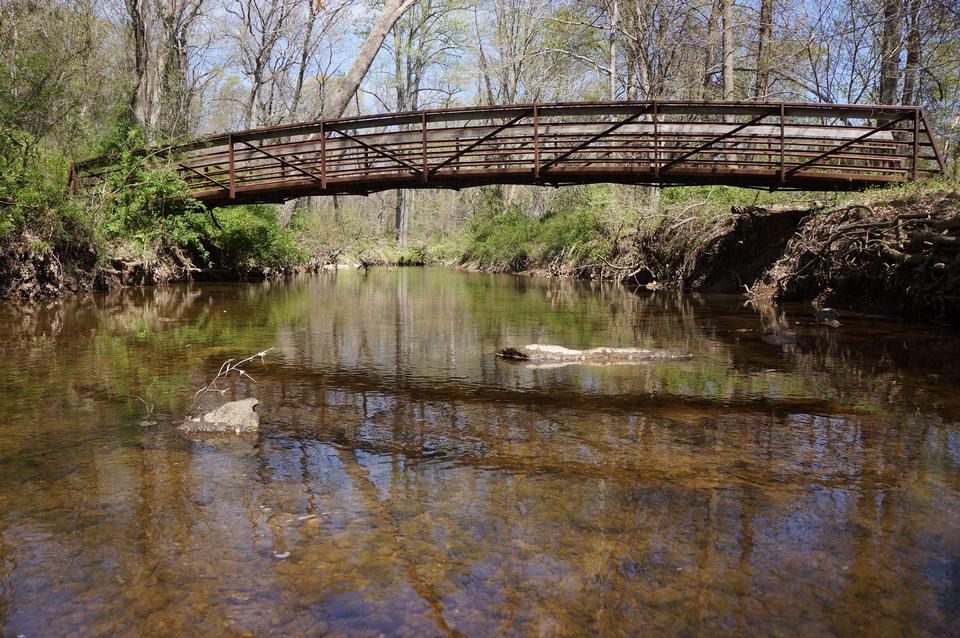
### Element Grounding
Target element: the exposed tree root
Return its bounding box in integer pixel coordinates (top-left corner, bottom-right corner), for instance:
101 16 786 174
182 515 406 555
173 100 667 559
605 189 960 323
753 191 960 321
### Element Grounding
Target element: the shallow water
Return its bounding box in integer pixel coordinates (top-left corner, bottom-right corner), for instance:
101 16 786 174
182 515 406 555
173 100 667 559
1 268 958 637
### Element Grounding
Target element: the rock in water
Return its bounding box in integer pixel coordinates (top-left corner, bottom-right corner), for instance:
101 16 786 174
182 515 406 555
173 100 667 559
814 308 840 326
179 398 260 434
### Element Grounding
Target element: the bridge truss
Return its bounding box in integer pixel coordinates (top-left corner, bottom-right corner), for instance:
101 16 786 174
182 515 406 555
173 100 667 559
73 101 946 205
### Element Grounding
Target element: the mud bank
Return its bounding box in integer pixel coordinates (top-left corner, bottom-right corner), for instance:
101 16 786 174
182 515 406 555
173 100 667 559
0 232 329 301
505 190 960 325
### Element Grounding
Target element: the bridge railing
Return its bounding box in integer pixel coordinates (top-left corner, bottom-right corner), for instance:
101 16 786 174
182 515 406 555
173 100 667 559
73 101 946 205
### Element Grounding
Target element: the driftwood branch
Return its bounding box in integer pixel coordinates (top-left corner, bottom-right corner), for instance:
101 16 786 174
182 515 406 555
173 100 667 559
191 347 276 409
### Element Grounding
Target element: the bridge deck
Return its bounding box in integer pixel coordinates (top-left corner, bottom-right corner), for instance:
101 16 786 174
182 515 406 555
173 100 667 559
73 101 946 204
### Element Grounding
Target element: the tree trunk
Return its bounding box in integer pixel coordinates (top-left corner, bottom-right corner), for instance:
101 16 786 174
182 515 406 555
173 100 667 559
721 0 734 99
127 0 160 136
126 0 204 142
900 0 922 105
321 0 418 119
279 0 419 228
609 0 619 100
754 0 773 98
395 189 410 246
879 0 902 105
702 0 720 99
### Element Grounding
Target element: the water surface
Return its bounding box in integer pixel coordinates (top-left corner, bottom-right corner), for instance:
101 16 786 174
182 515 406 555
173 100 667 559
1 268 958 636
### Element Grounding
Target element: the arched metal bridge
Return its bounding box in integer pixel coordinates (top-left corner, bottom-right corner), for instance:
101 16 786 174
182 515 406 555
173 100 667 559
73 101 946 205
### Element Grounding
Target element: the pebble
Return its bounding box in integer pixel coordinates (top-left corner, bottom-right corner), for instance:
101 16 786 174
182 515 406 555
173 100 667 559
274 551 290 559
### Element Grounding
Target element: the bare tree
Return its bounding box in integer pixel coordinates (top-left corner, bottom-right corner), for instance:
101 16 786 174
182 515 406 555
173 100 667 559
385 0 459 245
126 0 208 141
224 0 296 129
754 0 773 98
322 0 420 119
900 0 923 105
721 0 734 99
878 0 903 104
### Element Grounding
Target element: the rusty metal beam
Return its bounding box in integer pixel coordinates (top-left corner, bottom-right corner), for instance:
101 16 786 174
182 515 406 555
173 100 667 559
179 163 229 191
920 109 947 174
429 110 532 176
330 129 422 175
238 140 323 184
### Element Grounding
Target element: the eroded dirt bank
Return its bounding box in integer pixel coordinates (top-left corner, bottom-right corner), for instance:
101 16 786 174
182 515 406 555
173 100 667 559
550 189 959 324
0 234 327 300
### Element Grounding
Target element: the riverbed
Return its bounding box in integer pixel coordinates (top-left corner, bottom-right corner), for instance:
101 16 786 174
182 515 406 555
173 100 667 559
1 268 958 636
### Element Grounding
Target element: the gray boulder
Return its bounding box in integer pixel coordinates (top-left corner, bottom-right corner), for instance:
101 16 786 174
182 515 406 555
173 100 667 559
179 398 260 434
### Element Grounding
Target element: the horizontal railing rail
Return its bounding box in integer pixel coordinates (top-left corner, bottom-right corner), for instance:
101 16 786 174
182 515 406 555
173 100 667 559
72 101 947 205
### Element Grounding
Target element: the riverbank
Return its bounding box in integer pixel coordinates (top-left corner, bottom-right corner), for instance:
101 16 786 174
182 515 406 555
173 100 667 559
3 182 958 324
460 183 960 324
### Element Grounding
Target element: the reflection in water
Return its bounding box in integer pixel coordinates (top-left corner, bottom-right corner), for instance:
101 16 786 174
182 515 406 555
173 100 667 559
0 269 958 636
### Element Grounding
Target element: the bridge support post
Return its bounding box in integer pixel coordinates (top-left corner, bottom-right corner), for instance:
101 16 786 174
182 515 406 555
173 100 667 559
228 134 235 199
533 104 540 180
320 121 327 190
422 113 428 183
912 108 919 181
652 101 659 179
779 103 785 185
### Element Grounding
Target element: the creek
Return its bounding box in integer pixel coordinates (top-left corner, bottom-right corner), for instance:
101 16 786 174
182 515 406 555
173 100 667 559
1 268 958 636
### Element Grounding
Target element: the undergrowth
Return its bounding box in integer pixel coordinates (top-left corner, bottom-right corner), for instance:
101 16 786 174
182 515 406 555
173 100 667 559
462 202 612 271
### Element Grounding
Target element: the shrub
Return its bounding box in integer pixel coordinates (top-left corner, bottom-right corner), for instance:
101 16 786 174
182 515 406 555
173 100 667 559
463 200 610 271
97 128 208 256
207 205 305 270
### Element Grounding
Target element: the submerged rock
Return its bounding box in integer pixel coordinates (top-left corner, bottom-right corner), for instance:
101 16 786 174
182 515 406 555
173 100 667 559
496 344 692 365
815 307 841 327
179 398 260 435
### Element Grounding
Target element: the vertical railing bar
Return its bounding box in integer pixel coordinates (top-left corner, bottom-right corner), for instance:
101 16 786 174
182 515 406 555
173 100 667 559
652 100 659 180
228 133 235 198
422 112 428 183
779 103 785 185
533 103 540 179
912 107 919 181
320 121 327 189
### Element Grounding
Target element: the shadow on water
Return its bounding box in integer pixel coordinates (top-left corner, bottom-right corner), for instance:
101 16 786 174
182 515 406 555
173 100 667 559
0 268 959 636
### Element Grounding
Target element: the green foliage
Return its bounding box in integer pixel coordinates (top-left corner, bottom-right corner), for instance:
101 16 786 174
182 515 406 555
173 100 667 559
0 0 118 154
0 125 79 240
207 205 305 270
464 198 611 271
98 128 209 256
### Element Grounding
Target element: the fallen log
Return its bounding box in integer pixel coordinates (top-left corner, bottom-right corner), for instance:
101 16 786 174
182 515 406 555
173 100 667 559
496 344 693 365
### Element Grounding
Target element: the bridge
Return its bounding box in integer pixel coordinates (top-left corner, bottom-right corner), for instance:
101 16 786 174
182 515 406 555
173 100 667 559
73 101 946 205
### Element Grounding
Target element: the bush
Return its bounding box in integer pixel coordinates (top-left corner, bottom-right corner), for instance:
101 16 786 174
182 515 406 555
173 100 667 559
464 202 610 271
97 128 208 256
207 205 305 270
0 125 75 239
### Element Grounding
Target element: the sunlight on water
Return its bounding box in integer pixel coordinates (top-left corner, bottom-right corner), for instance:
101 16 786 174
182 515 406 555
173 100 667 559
1 269 958 636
